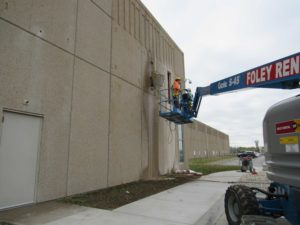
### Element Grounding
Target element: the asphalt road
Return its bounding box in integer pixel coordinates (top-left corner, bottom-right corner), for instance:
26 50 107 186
214 154 266 168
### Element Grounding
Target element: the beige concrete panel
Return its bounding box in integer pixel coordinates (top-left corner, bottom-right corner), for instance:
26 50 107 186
141 48 153 91
108 77 142 186
182 125 193 169
124 0 130 32
68 60 109 195
92 0 112 16
76 0 111 72
112 0 118 21
184 120 230 161
67 58 110 195
0 0 77 53
174 49 185 76
141 92 159 178
30 0 77 53
129 2 134 36
185 125 196 160
0 20 74 201
141 93 150 178
186 124 198 159
149 23 154 55
111 24 142 87
158 118 176 174
134 6 140 41
118 0 125 28
200 131 208 152
30 39 73 202
0 0 32 30
140 13 145 46
0 20 36 112
141 107 149 179
145 17 150 50
31 44 73 202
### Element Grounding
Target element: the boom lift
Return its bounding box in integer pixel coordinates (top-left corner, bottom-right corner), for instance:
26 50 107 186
160 52 300 225
159 52 300 124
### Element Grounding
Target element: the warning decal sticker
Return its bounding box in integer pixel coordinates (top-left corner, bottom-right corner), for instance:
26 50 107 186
279 136 299 145
276 119 300 134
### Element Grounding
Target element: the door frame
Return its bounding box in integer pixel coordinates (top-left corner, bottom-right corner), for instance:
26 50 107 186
1 108 43 208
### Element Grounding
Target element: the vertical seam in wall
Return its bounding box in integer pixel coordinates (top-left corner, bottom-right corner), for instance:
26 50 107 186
141 95 143 177
123 0 126 30
107 2 113 188
129 0 131 35
117 0 120 25
140 49 143 178
66 0 79 196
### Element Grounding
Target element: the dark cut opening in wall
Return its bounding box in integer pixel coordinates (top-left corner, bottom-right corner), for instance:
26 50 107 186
167 71 171 102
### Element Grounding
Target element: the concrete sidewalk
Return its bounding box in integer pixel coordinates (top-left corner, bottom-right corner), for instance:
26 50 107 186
0 171 246 225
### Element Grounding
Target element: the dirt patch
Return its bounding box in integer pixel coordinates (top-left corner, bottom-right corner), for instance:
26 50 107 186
60 174 199 210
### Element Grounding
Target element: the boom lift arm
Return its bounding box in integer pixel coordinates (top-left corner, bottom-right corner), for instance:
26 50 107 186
160 52 300 124
192 52 300 117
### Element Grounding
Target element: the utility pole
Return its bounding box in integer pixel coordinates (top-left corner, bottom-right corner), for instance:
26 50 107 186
254 140 259 152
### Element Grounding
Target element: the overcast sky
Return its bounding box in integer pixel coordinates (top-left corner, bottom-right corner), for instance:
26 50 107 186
141 0 300 147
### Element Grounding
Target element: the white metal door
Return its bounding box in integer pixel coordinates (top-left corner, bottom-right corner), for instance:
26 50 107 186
0 111 41 209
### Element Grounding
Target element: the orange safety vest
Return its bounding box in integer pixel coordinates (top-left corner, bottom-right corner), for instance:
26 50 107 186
172 80 181 96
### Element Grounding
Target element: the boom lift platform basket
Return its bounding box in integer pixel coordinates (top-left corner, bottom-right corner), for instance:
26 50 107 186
159 88 194 124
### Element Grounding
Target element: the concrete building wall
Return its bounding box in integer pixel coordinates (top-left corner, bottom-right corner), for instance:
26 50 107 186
0 0 229 207
0 0 184 205
184 121 230 163
109 0 183 182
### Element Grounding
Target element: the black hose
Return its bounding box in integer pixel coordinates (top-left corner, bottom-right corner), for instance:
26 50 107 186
250 187 287 199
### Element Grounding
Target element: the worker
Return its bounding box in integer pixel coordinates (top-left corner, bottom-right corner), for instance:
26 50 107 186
187 88 193 110
172 77 182 108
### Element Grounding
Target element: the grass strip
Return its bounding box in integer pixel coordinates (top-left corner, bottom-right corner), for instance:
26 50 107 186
189 164 240 175
189 156 240 175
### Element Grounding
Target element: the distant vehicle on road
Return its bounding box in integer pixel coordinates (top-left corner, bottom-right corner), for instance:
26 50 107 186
237 151 257 158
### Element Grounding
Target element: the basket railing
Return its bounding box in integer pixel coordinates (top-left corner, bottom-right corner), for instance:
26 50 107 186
159 88 178 114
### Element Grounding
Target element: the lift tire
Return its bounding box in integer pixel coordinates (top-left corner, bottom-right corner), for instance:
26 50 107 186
225 185 259 225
